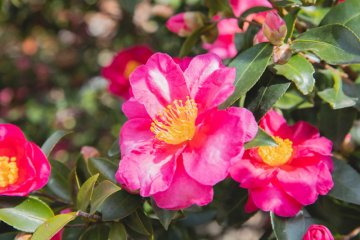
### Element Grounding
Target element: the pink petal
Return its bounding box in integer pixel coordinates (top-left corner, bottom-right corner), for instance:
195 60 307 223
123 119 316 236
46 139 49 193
259 110 292 138
183 108 255 186
295 137 333 157
184 53 236 111
229 0 272 17
152 159 213 210
130 53 189 118
289 121 320 144
315 161 334 195
122 98 149 119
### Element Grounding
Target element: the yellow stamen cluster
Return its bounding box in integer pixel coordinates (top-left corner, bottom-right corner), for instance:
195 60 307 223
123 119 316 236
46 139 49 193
258 136 293 167
124 60 140 78
150 97 198 145
0 156 19 188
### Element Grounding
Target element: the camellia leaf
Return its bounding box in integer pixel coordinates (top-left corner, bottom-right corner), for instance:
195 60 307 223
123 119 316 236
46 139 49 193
41 130 70 157
284 9 299 41
90 180 121 214
245 71 291 121
107 138 120 157
88 157 118 183
320 0 360 38
108 222 127 240
101 190 142 221
151 199 178 230
273 54 315 95
244 128 277 149
318 72 357 109
0 197 54 232
125 211 153 237
76 174 99 212
0 232 18 240
272 0 302 7
292 24 360 65
328 158 360 205
271 210 315 240
32 212 77 240
221 43 273 108
79 224 110 240
343 81 360 111
275 91 314 110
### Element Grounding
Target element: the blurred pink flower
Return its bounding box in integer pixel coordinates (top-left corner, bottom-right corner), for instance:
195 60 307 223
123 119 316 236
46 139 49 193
303 225 334 240
116 53 257 209
166 12 204 37
81 146 100 160
230 110 334 217
229 0 272 17
101 45 153 99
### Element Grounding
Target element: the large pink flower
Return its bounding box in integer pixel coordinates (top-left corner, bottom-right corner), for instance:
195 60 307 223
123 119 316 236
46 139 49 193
116 53 257 210
0 124 50 196
303 224 334 240
101 45 153 99
229 0 272 17
230 110 334 217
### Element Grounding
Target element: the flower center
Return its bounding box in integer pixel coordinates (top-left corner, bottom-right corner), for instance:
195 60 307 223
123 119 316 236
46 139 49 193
0 156 19 188
150 97 197 145
124 60 140 79
258 136 293 167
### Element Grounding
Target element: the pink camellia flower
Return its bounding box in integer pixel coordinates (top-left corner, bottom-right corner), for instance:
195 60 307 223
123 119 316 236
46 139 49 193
166 12 205 37
230 110 334 217
229 0 272 17
303 225 334 240
253 11 287 45
101 45 153 99
202 18 241 59
0 124 50 196
116 53 257 210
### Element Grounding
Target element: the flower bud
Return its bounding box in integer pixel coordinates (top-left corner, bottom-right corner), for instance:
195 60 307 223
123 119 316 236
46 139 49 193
166 12 205 37
303 225 334 240
81 146 100 161
15 233 32 240
253 29 268 45
263 11 287 46
273 44 292 64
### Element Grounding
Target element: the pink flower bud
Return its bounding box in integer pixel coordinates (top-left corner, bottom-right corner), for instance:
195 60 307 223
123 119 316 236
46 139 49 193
81 146 100 161
303 225 334 240
166 12 205 37
262 11 287 46
253 29 268 44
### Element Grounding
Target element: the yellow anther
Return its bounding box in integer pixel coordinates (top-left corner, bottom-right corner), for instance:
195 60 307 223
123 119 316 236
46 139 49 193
124 60 140 79
150 97 198 145
0 156 19 188
258 136 293 167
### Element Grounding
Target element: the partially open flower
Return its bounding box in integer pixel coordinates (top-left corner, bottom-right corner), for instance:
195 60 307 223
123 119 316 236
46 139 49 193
166 12 205 37
262 11 287 46
230 110 334 217
303 224 334 240
229 0 272 18
0 124 50 196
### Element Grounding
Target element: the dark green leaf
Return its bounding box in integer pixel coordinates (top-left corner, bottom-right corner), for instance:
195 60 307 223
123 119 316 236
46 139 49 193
101 190 142 221
272 0 302 7
119 0 140 13
284 9 299 41
124 211 153 237
204 0 232 17
271 210 315 240
292 24 360 65
108 222 127 240
44 159 72 203
221 43 273 108
108 138 120 157
179 210 216 227
80 224 110 240
76 174 99 212
273 54 315 95
0 232 18 240
245 71 291 120
41 130 70 157
32 212 77 240
88 157 118 183
343 81 360 111
319 104 357 149
151 199 178 230
275 91 314 110
320 0 360 38
0 197 54 232
329 158 360 205
244 128 278 149
90 180 121 214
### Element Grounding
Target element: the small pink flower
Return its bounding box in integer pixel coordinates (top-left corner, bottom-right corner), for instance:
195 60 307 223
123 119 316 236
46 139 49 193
101 45 153 99
166 12 205 37
229 0 272 17
230 110 334 217
81 146 100 161
116 53 257 210
202 18 241 59
0 124 51 196
262 11 287 45
303 225 334 240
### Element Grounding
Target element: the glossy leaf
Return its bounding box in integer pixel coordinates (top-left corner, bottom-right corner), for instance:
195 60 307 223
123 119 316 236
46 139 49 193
41 130 70 157
90 180 121 214
108 138 120 157
0 197 54 232
151 199 178 230
318 72 357 109
271 210 314 240
221 43 273 108
244 128 277 149
292 24 360 65
320 0 360 38
76 174 99 212
79 224 110 240
32 212 77 240
274 54 315 95
284 9 299 41
0 232 18 240
245 71 291 120
343 81 360 111
101 190 142 221
272 0 302 7
108 222 127 240
88 157 118 183
125 211 153 237
329 158 360 205
275 91 314 110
